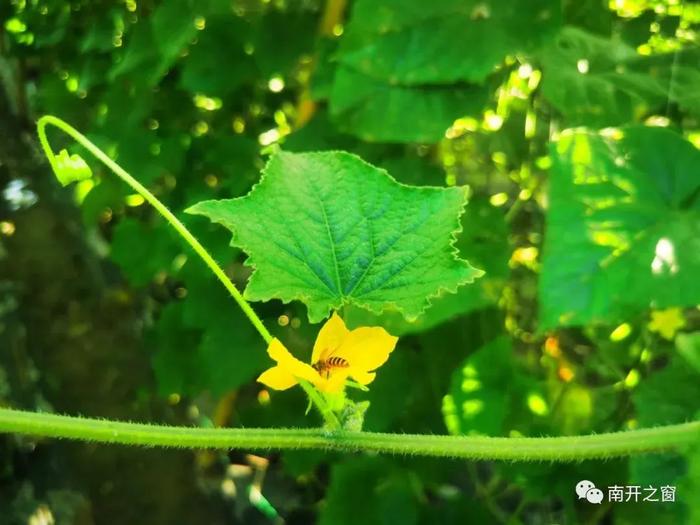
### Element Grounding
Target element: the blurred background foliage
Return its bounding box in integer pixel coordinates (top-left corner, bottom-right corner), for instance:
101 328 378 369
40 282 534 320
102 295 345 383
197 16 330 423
1 0 700 523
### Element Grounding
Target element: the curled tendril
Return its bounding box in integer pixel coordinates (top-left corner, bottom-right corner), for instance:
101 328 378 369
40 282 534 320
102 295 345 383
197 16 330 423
53 149 93 186
35 115 273 346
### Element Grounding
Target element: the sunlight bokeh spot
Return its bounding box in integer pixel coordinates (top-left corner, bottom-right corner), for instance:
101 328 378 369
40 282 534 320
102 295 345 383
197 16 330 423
268 76 285 93
257 389 271 405
489 192 508 207
610 323 632 342
194 94 223 111
462 365 477 378
258 129 280 146
651 237 678 275
232 117 246 133
624 369 640 389
461 378 481 393
483 110 503 131
461 399 484 417
558 366 575 382
125 194 145 207
441 395 460 435
527 393 549 416
518 63 533 78
27 505 54 525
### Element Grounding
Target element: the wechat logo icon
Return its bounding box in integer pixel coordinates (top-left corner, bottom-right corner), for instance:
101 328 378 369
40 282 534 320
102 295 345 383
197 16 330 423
576 480 604 504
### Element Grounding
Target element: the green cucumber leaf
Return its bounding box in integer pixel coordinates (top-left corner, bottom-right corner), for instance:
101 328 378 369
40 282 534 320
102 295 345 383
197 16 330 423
340 0 560 85
442 336 543 436
344 198 509 335
319 457 421 525
540 126 700 328
188 150 483 323
329 66 489 143
676 332 700 375
539 27 700 127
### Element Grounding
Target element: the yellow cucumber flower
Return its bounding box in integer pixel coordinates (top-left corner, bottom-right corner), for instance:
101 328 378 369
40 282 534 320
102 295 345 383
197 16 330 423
257 313 398 393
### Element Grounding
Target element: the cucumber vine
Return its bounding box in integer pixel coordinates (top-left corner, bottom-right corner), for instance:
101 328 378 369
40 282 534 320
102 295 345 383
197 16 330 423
0 115 695 462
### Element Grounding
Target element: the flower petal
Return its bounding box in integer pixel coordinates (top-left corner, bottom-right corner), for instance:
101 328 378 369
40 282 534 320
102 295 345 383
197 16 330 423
267 338 320 384
317 369 351 393
312 312 349 363
335 327 398 372
349 369 376 385
257 366 298 390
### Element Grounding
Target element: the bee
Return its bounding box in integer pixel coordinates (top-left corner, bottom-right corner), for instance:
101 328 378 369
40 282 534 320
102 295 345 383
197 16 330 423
312 355 350 378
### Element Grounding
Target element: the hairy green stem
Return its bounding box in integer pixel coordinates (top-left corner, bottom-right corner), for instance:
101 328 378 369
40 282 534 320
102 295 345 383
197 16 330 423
1 408 698 461
36 115 273 345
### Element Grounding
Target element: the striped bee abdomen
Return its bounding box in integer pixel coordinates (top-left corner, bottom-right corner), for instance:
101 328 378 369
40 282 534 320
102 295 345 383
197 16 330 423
313 356 350 376
327 356 349 367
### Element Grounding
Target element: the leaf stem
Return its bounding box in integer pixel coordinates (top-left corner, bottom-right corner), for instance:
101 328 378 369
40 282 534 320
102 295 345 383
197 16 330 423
36 115 273 345
1 408 698 461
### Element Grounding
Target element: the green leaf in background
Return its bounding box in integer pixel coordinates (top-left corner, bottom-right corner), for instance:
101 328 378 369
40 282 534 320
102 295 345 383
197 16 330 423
360 309 503 433
178 15 256 97
539 27 655 127
319 457 420 525
188 150 483 323
188 134 260 200
252 9 317 78
679 436 700 525
676 331 700 375
624 454 689 525
656 49 700 118
627 348 700 524
378 155 447 187
345 198 509 335
80 9 121 53
339 0 560 84
150 303 204 396
633 350 700 428
442 336 540 436
540 126 700 328
150 261 267 397
329 66 489 143
109 0 203 86
538 27 700 127
110 218 180 286
114 133 187 185
328 0 560 142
